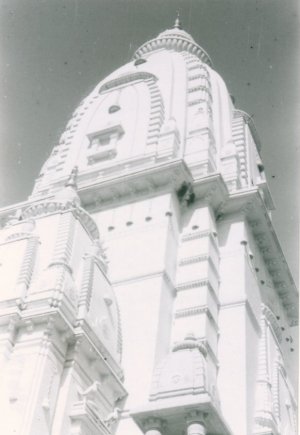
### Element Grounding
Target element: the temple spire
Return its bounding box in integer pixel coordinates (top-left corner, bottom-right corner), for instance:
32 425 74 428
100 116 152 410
173 11 182 30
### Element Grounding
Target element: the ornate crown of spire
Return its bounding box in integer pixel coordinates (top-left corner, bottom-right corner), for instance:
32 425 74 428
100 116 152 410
173 11 182 30
133 17 212 66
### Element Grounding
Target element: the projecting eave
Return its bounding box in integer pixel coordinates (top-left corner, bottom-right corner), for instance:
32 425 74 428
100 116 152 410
131 396 233 435
217 187 298 326
76 159 192 210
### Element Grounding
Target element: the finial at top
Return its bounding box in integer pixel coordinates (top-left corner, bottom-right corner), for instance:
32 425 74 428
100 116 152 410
173 11 182 30
65 166 78 189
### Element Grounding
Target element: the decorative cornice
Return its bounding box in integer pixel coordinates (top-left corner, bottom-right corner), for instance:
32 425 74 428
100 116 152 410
179 255 219 278
174 306 218 330
181 230 218 251
179 253 209 266
22 200 71 218
176 277 217 293
182 229 210 242
172 334 207 357
21 201 99 241
1 232 36 245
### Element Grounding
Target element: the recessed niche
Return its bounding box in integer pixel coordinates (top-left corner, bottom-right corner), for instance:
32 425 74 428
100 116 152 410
134 58 147 66
257 163 264 173
281 327 285 331
108 226 115 231
145 216 152 222
165 211 172 217
192 225 199 230
126 221 133 226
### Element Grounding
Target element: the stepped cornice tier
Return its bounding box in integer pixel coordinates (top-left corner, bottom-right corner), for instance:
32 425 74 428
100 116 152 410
234 109 262 151
133 26 212 66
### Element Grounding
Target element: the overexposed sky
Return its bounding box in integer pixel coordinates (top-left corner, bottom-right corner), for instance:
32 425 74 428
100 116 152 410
0 0 299 280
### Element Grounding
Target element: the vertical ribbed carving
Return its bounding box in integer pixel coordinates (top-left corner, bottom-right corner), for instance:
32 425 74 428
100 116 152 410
253 314 276 433
49 212 75 306
145 78 165 147
183 52 212 110
115 298 123 359
52 213 74 264
273 354 280 422
232 115 248 187
182 52 216 176
16 235 39 301
77 254 94 322
257 318 270 384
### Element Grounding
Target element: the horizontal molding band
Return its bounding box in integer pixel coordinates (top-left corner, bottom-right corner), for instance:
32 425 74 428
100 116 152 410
175 305 218 329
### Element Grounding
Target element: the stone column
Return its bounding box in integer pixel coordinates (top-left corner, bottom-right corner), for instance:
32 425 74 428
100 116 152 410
143 417 164 435
186 411 207 435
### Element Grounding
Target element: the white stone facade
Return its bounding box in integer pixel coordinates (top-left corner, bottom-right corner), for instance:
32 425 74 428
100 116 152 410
0 20 297 435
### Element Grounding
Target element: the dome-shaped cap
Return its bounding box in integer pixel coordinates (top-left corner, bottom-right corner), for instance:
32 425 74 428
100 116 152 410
133 17 212 66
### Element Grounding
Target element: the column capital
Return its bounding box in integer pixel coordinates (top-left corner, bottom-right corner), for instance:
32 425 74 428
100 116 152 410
185 410 208 425
142 417 165 432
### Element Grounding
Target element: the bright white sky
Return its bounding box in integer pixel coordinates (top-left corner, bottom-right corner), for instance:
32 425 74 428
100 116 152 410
0 0 299 281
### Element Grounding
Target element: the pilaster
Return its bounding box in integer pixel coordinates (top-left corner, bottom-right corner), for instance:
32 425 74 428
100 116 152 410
173 204 220 401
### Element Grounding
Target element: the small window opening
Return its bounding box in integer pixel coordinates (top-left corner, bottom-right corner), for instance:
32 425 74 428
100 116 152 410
109 105 120 114
134 58 147 66
90 135 110 147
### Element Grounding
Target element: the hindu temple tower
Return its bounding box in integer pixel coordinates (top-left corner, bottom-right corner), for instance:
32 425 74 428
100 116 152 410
0 18 298 435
